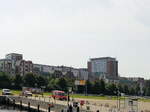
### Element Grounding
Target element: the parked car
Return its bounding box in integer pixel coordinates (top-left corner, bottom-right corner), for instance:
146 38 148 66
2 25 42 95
2 89 12 95
52 90 67 100
23 90 32 96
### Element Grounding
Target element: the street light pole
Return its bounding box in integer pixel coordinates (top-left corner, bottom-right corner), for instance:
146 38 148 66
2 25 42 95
85 82 87 96
67 91 70 106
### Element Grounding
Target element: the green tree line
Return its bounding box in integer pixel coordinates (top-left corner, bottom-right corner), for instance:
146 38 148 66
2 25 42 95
0 72 150 96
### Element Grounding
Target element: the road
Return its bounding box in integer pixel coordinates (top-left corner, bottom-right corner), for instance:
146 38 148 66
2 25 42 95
27 95 150 112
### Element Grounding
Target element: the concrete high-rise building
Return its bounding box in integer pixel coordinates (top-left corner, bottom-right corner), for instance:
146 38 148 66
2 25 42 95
0 59 12 74
6 53 23 61
0 53 33 75
88 57 118 79
16 60 33 76
79 68 88 80
5 53 23 73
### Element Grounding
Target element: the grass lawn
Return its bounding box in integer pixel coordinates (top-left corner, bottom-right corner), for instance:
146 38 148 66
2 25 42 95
71 94 113 100
139 98 150 102
1 89 150 102
71 94 126 100
43 92 52 96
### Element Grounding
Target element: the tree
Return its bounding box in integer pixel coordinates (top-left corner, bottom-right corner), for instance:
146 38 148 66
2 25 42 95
57 77 68 92
123 85 129 95
86 80 93 94
0 72 11 88
47 78 57 91
36 75 48 87
92 80 101 94
99 79 106 94
129 87 135 95
13 74 23 89
23 73 37 87
118 83 123 93
135 84 140 95
106 83 117 95
145 87 150 96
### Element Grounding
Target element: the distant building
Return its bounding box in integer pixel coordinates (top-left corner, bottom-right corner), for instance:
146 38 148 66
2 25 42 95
16 60 33 76
6 53 23 61
79 68 88 80
119 76 145 95
0 53 33 75
5 53 23 74
33 64 56 74
33 64 82 78
0 59 12 74
126 77 144 83
88 57 118 80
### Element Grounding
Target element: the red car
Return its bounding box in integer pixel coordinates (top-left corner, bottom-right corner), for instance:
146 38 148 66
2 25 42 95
52 90 67 100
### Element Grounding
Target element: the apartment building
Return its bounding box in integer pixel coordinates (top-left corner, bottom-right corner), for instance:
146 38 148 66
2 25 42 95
33 64 88 79
0 53 33 75
79 68 88 80
88 57 118 79
6 53 23 61
33 64 56 74
5 53 23 73
16 60 33 76
0 59 12 74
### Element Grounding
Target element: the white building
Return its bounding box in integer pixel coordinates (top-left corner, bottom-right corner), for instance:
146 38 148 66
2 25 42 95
33 64 83 78
33 64 56 74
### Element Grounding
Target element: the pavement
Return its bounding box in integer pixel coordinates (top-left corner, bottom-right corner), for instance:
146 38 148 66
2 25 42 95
8 95 150 112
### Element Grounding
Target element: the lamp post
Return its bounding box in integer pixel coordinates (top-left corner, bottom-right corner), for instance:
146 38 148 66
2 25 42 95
41 86 46 96
67 87 72 106
67 88 73 112
85 80 87 96
67 91 70 106
115 85 120 110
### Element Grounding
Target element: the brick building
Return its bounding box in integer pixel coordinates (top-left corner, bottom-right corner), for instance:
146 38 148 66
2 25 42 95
88 57 118 79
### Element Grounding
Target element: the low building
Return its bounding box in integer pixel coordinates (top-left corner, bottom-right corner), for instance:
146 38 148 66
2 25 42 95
33 64 57 74
127 77 144 83
33 64 81 78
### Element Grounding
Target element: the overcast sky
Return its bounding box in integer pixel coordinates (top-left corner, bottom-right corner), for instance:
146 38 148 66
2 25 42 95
0 0 150 79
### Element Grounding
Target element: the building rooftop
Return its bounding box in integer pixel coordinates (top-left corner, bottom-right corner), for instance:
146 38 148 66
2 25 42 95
6 53 23 56
90 57 116 61
0 59 12 61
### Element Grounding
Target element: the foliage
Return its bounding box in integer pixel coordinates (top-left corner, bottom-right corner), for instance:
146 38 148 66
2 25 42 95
1 71 150 96
36 75 48 87
13 74 23 89
0 72 11 88
23 73 37 87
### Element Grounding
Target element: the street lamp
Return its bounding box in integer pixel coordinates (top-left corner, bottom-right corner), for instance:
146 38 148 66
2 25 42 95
67 87 72 106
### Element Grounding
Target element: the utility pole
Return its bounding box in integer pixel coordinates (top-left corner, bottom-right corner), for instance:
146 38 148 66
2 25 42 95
85 80 87 96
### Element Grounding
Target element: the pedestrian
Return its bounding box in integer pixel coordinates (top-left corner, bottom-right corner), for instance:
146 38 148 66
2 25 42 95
69 105 73 112
77 106 80 112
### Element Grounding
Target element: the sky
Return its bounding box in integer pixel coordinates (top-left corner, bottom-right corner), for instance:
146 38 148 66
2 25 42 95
0 0 150 79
